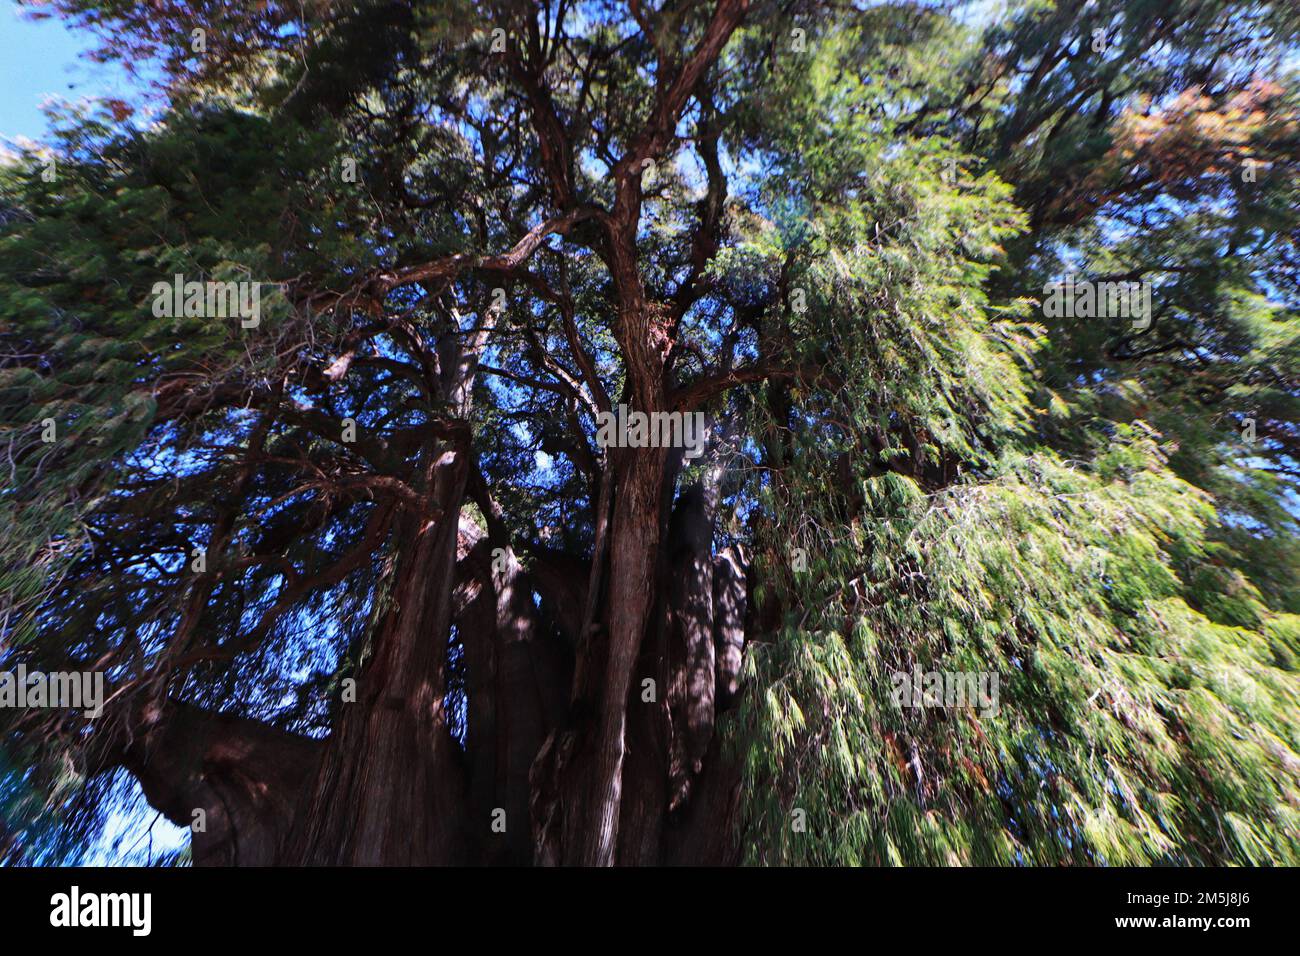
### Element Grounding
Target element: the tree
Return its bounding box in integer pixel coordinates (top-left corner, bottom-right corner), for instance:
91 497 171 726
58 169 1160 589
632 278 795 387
1 0 1297 866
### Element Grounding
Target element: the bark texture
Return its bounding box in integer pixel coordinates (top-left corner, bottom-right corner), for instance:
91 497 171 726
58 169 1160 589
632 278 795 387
108 468 749 866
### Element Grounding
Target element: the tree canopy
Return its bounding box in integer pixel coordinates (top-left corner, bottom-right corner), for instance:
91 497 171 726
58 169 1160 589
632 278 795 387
1 0 1298 866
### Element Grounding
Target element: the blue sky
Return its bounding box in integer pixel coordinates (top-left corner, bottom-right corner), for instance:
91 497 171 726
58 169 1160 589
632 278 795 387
0 0 145 142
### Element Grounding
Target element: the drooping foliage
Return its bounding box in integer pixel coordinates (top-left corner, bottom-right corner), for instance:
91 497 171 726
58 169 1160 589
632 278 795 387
1 0 1296 866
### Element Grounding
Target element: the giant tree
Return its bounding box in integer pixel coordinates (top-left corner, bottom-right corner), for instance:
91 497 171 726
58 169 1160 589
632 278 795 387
2 0 1297 866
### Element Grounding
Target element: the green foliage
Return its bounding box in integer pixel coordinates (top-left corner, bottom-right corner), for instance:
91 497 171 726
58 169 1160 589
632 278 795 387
742 432 1299 864
719 0 1300 865
2 0 1297 866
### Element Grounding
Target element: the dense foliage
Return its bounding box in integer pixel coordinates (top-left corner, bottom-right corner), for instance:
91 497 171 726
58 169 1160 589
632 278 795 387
1 0 1297 865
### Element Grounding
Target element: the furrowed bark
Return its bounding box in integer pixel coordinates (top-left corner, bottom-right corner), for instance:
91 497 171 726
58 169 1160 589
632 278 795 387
454 523 503 861
573 446 668 864
457 515 571 864
662 730 744 865
531 441 669 866
613 449 683 865
276 440 471 865
493 542 563 863
278 302 500 865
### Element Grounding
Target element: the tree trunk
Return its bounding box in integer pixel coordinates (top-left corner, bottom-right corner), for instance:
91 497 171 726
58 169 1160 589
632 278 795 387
530 444 752 865
530 442 669 865
114 700 321 866
276 440 471 865
109 446 750 865
665 482 717 812
456 517 571 864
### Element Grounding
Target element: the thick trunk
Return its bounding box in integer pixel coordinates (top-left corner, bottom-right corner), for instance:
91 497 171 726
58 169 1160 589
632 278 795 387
613 448 678 864
665 483 717 812
276 442 470 865
114 458 750 866
273 306 501 864
662 546 748 864
490 543 567 863
662 730 744 865
455 526 503 859
532 451 752 865
712 546 747 709
457 517 571 864
114 700 321 866
532 445 668 865
575 448 666 864
112 351 751 866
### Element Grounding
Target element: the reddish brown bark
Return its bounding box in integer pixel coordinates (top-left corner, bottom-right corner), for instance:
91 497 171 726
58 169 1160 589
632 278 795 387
276 442 471 865
275 304 499 865
456 517 571 864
